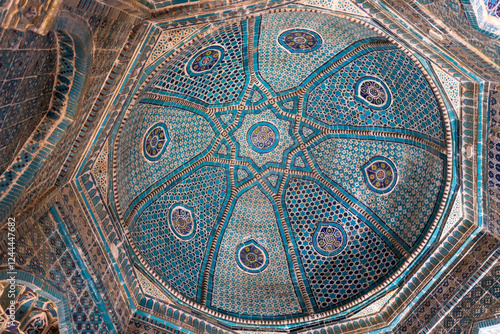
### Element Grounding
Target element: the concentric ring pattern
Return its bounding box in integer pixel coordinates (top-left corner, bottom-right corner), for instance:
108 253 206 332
114 10 450 323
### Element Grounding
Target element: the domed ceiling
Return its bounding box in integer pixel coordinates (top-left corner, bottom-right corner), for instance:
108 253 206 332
112 9 452 325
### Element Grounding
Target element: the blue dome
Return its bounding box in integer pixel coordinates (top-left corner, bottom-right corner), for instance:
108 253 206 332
113 10 450 324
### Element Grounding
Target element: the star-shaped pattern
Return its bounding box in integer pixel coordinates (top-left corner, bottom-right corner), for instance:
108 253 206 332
231 108 297 171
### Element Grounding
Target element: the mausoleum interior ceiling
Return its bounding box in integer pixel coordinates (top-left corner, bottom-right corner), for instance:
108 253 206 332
113 10 454 325
0 0 500 333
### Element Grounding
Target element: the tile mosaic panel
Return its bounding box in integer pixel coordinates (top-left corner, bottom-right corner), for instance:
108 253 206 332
0 28 56 179
440 189 463 241
230 108 298 171
283 176 399 310
210 185 302 317
255 11 381 93
348 289 395 318
131 164 229 301
91 142 108 196
431 63 461 116
96 8 458 328
146 26 202 67
309 137 445 247
136 270 171 302
299 0 368 16
3 0 144 223
116 103 216 213
146 22 248 106
0 213 112 333
305 49 445 142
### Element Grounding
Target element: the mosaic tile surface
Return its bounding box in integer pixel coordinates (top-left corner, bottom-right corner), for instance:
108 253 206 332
92 142 108 195
210 185 302 316
136 270 171 302
348 290 395 318
305 50 445 142
431 63 461 116
283 177 399 310
255 11 380 93
0 213 111 333
0 283 60 333
116 103 216 213
146 22 248 106
131 165 228 301
309 137 444 247
440 189 463 241
231 108 298 171
0 29 57 177
109 10 454 323
299 0 368 16
146 26 202 67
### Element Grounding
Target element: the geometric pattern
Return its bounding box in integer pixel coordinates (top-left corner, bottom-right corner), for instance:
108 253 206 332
348 290 396 318
112 10 451 322
136 270 171 302
299 0 368 16
143 122 170 161
256 11 380 93
246 85 267 106
284 177 398 309
146 26 201 67
117 103 216 213
186 46 225 77
309 137 444 247
0 212 110 333
92 143 108 194
131 165 228 301
262 170 284 194
291 151 312 171
278 29 323 53
361 156 398 194
305 50 445 142
210 185 302 316
440 189 463 241
247 122 279 153
0 283 59 333
354 76 392 109
431 63 461 115
169 204 196 240
236 239 269 274
312 221 348 256
147 22 247 106
232 108 297 171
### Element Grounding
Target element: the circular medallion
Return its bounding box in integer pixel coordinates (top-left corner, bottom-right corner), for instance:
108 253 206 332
362 156 398 194
278 29 322 53
247 122 279 153
236 240 269 274
169 204 196 240
143 123 169 161
354 76 392 109
187 46 225 77
313 222 347 256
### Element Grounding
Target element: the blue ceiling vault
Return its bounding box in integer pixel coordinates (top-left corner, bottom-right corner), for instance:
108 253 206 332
4 0 500 331
111 9 454 325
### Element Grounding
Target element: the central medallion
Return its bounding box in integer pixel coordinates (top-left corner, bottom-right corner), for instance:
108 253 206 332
355 76 392 109
247 122 279 153
169 204 196 240
143 123 170 162
313 222 347 256
362 156 398 194
231 108 298 171
236 240 269 274
279 29 322 53
187 46 225 77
